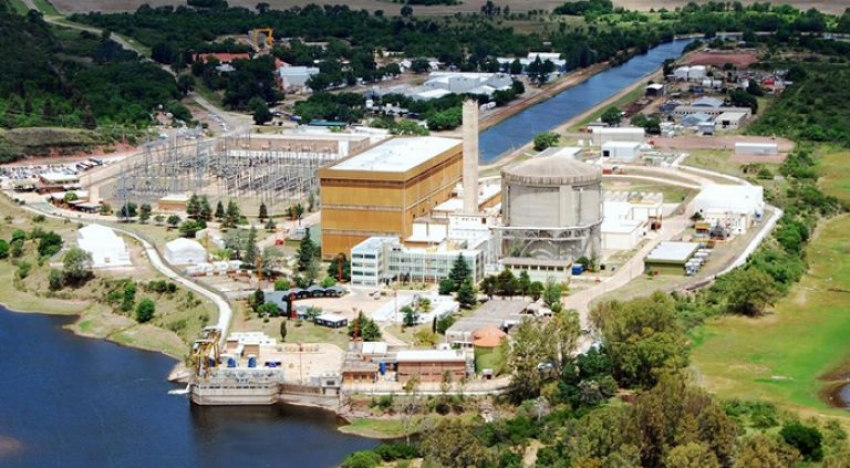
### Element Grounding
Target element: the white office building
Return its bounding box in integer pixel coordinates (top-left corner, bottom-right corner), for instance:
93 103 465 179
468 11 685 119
76 225 132 268
350 237 485 286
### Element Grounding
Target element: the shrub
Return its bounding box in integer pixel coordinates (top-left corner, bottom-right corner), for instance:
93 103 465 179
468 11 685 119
340 450 382 468
780 421 823 461
135 298 156 323
48 269 63 291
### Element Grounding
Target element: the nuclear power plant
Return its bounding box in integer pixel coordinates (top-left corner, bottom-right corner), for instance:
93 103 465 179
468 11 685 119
498 155 603 261
317 98 653 285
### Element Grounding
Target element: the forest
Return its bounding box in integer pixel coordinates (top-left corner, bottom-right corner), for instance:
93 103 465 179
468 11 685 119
0 0 186 132
749 63 850 148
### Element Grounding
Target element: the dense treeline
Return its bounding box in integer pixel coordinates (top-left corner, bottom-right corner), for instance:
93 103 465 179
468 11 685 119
749 63 850 147
74 3 675 76
0 0 186 131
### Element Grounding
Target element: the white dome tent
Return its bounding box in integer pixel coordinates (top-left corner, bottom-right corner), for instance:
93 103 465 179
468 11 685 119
76 225 132 268
163 238 207 265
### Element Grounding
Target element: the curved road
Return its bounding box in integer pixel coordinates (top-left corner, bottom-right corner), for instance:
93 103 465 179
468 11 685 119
20 204 233 345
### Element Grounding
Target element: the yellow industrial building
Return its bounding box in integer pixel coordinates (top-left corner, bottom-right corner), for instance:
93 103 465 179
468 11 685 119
318 136 463 259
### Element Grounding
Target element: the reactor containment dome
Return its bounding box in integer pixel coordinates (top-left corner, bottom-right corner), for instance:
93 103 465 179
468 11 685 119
498 155 603 261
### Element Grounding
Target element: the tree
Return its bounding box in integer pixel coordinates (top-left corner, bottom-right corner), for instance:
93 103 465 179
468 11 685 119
341 450 381 468
401 305 419 329
251 99 273 125
349 312 382 341
590 292 688 388
139 203 152 224
274 279 291 291
167 214 181 229
63 192 78 204
456 277 477 309
135 298 156 323
480 275 497 299
0 239 8 259
279 319 287 342
62 247 94 286
502 318 556 402
199 196 212 221
243 226 259 267
37 231 63 257
780 422 823 462
601 106 623 126
118 202 138 220
735 434 800 468
186 194 200 219
327 253 351 282
529 281 544 301
518 271 531 298
179 220 203 238
249 289 265 312
439 278 455 295
214 201 225 220
177 74 195 96
509 58 523 75
714 268 781 316
448 253 471 291
664 442 720 468
258 202 268 220
497 268 518 298
48 268 63 291
259 301 280 317
543 277 563 312
420 419 492 468
550 309 581 369
224 200 241 228
297 229 316 272
400 5 413 17
121 281 137 313
533 132 559 151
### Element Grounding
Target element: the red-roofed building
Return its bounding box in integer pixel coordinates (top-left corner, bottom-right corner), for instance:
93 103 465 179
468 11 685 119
193 53 251 64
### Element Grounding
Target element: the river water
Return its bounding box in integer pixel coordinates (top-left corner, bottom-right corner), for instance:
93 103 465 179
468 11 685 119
0 41 692 467
0 306 377 467
479 39 692 163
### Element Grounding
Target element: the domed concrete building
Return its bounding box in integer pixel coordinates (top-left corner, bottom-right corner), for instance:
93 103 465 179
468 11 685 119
496 154 603 274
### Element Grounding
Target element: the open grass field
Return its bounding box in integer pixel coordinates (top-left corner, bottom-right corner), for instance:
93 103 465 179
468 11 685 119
818 147 850 205
691 214 850 421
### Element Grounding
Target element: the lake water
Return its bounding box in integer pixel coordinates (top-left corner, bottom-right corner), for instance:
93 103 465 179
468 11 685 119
478 39 692 163
0 306 377 467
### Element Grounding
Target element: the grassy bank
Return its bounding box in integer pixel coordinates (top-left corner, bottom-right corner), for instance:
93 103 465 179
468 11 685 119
0 193 216 359
691 214 850 421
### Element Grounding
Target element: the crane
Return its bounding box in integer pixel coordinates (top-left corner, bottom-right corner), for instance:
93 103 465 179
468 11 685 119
251 28 274 50
191 327 222 379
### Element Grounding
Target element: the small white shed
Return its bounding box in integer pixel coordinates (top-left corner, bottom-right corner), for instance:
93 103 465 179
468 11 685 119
735 142 778 155
164 238 207 265
601 141 641 162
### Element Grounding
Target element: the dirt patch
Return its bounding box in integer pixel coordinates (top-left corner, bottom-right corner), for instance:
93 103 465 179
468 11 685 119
729 153 787 164
652 135 794 151
686 51 760 69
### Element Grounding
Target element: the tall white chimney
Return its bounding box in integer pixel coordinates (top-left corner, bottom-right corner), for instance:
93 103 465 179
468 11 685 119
462 99 479 215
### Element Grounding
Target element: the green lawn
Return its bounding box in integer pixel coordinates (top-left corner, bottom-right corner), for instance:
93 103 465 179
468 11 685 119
818 148 850 204
32 0 58 15
691 214 850 422
569 84 646 131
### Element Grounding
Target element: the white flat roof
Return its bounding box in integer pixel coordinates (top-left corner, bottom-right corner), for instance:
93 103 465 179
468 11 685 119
716 111 748 121
735 142 777 148
329 137 461 173
592 127 645 134
316 314 348 323
396 349 466 363
602 218 643 233
646 241 699 262
601 141 642 149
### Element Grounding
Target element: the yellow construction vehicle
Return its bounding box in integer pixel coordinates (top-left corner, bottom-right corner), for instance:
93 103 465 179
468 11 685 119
191 327 221 379
251 28 274 49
